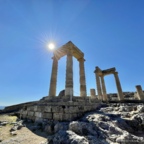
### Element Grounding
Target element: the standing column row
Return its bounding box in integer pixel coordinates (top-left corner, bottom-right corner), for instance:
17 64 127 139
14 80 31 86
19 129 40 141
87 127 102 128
94 70 123 101
48 52 87 97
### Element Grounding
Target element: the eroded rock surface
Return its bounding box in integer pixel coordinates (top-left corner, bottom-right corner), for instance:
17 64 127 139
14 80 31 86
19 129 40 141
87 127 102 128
1 103 144 144
46 103 144 144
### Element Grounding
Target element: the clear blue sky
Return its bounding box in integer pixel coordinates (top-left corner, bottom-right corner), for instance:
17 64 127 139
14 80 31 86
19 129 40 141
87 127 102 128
0 0 144 106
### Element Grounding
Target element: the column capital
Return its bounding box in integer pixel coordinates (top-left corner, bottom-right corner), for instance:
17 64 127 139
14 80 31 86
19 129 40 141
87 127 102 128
94 66 102 74
113 72 118 75
100 75 105 78
51 56 57 61
78 57 85 62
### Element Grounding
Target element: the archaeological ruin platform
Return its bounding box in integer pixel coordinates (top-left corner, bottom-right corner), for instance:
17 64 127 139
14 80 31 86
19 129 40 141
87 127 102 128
20 96 101 122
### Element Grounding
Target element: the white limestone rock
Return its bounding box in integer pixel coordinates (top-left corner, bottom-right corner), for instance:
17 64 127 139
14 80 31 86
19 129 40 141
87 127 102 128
53 130 89 144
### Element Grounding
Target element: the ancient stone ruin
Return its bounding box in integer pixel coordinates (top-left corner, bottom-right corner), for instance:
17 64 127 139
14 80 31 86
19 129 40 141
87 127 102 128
47 41 87 98
94 66 123 101
20 41 100 122
17 41 144 122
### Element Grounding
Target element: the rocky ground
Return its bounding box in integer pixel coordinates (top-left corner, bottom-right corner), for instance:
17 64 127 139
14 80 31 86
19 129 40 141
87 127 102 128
0 103 144 144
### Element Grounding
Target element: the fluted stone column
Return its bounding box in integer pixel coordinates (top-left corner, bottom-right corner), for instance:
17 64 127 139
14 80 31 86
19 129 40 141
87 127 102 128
114 72 123 100
95 73 102 100
135 85 144 100
65 51 73 97
100 76 108 101
48 56 58 97
79 58 87 97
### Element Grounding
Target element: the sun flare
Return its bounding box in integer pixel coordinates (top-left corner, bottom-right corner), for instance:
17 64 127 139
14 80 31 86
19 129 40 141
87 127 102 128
48 43 55 50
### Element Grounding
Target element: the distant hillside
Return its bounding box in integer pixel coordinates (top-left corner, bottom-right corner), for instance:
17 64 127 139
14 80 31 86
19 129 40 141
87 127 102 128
0 106 5 110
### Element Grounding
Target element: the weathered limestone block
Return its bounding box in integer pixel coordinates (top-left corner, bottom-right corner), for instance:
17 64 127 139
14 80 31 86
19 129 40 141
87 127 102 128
27 106 34 111
27 115 35 121
45 106 52 112
35 112 42 118
53 113 74 121
53 113 61 121
84 106 92 111
65 106 79 113
27 107 31 111
34 106 38 111
73 102 80 105
31 106 35 111
37 106 45 112
52 106 64 113
28 111 34 116
21 114 27 118
42 113 53 119
22 110 27 115
75 101 85 105
54 113 79 121
78 106 84 112
63 113 70 121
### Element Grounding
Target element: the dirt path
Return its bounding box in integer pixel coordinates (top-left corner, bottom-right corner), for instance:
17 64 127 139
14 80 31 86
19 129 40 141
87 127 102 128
0 115 47 144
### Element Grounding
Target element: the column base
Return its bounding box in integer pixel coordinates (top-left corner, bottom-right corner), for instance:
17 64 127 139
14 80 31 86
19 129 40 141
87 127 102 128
65 87 73 97
80 91 87 97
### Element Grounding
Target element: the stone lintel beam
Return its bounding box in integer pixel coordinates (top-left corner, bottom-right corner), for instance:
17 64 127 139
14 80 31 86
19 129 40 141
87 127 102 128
102 67 116 76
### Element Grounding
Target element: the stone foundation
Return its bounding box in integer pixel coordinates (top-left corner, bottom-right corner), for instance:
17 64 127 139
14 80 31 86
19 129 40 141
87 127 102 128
20 97 101 122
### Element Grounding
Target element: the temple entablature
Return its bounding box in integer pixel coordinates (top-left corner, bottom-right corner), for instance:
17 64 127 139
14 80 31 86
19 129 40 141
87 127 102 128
53 41 84 60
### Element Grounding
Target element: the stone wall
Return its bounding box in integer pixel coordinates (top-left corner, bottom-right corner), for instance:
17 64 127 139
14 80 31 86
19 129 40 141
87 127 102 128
20 101 101 122
2 101 38 113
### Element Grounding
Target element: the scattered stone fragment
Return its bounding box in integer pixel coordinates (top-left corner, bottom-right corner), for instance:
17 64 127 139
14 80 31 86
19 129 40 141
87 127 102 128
0 121 8 126
10 131 17 136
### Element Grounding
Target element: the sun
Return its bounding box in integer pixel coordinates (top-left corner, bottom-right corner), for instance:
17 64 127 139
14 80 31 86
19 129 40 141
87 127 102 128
48 43 55 50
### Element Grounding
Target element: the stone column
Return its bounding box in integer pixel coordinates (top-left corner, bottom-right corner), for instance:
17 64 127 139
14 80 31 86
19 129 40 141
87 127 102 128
90 89 96 97
135 85 144 100
79 58 87 97
65 51 73 97
114 72 123 100
100 76 108 101
48 55 58 97
95 73 102 100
